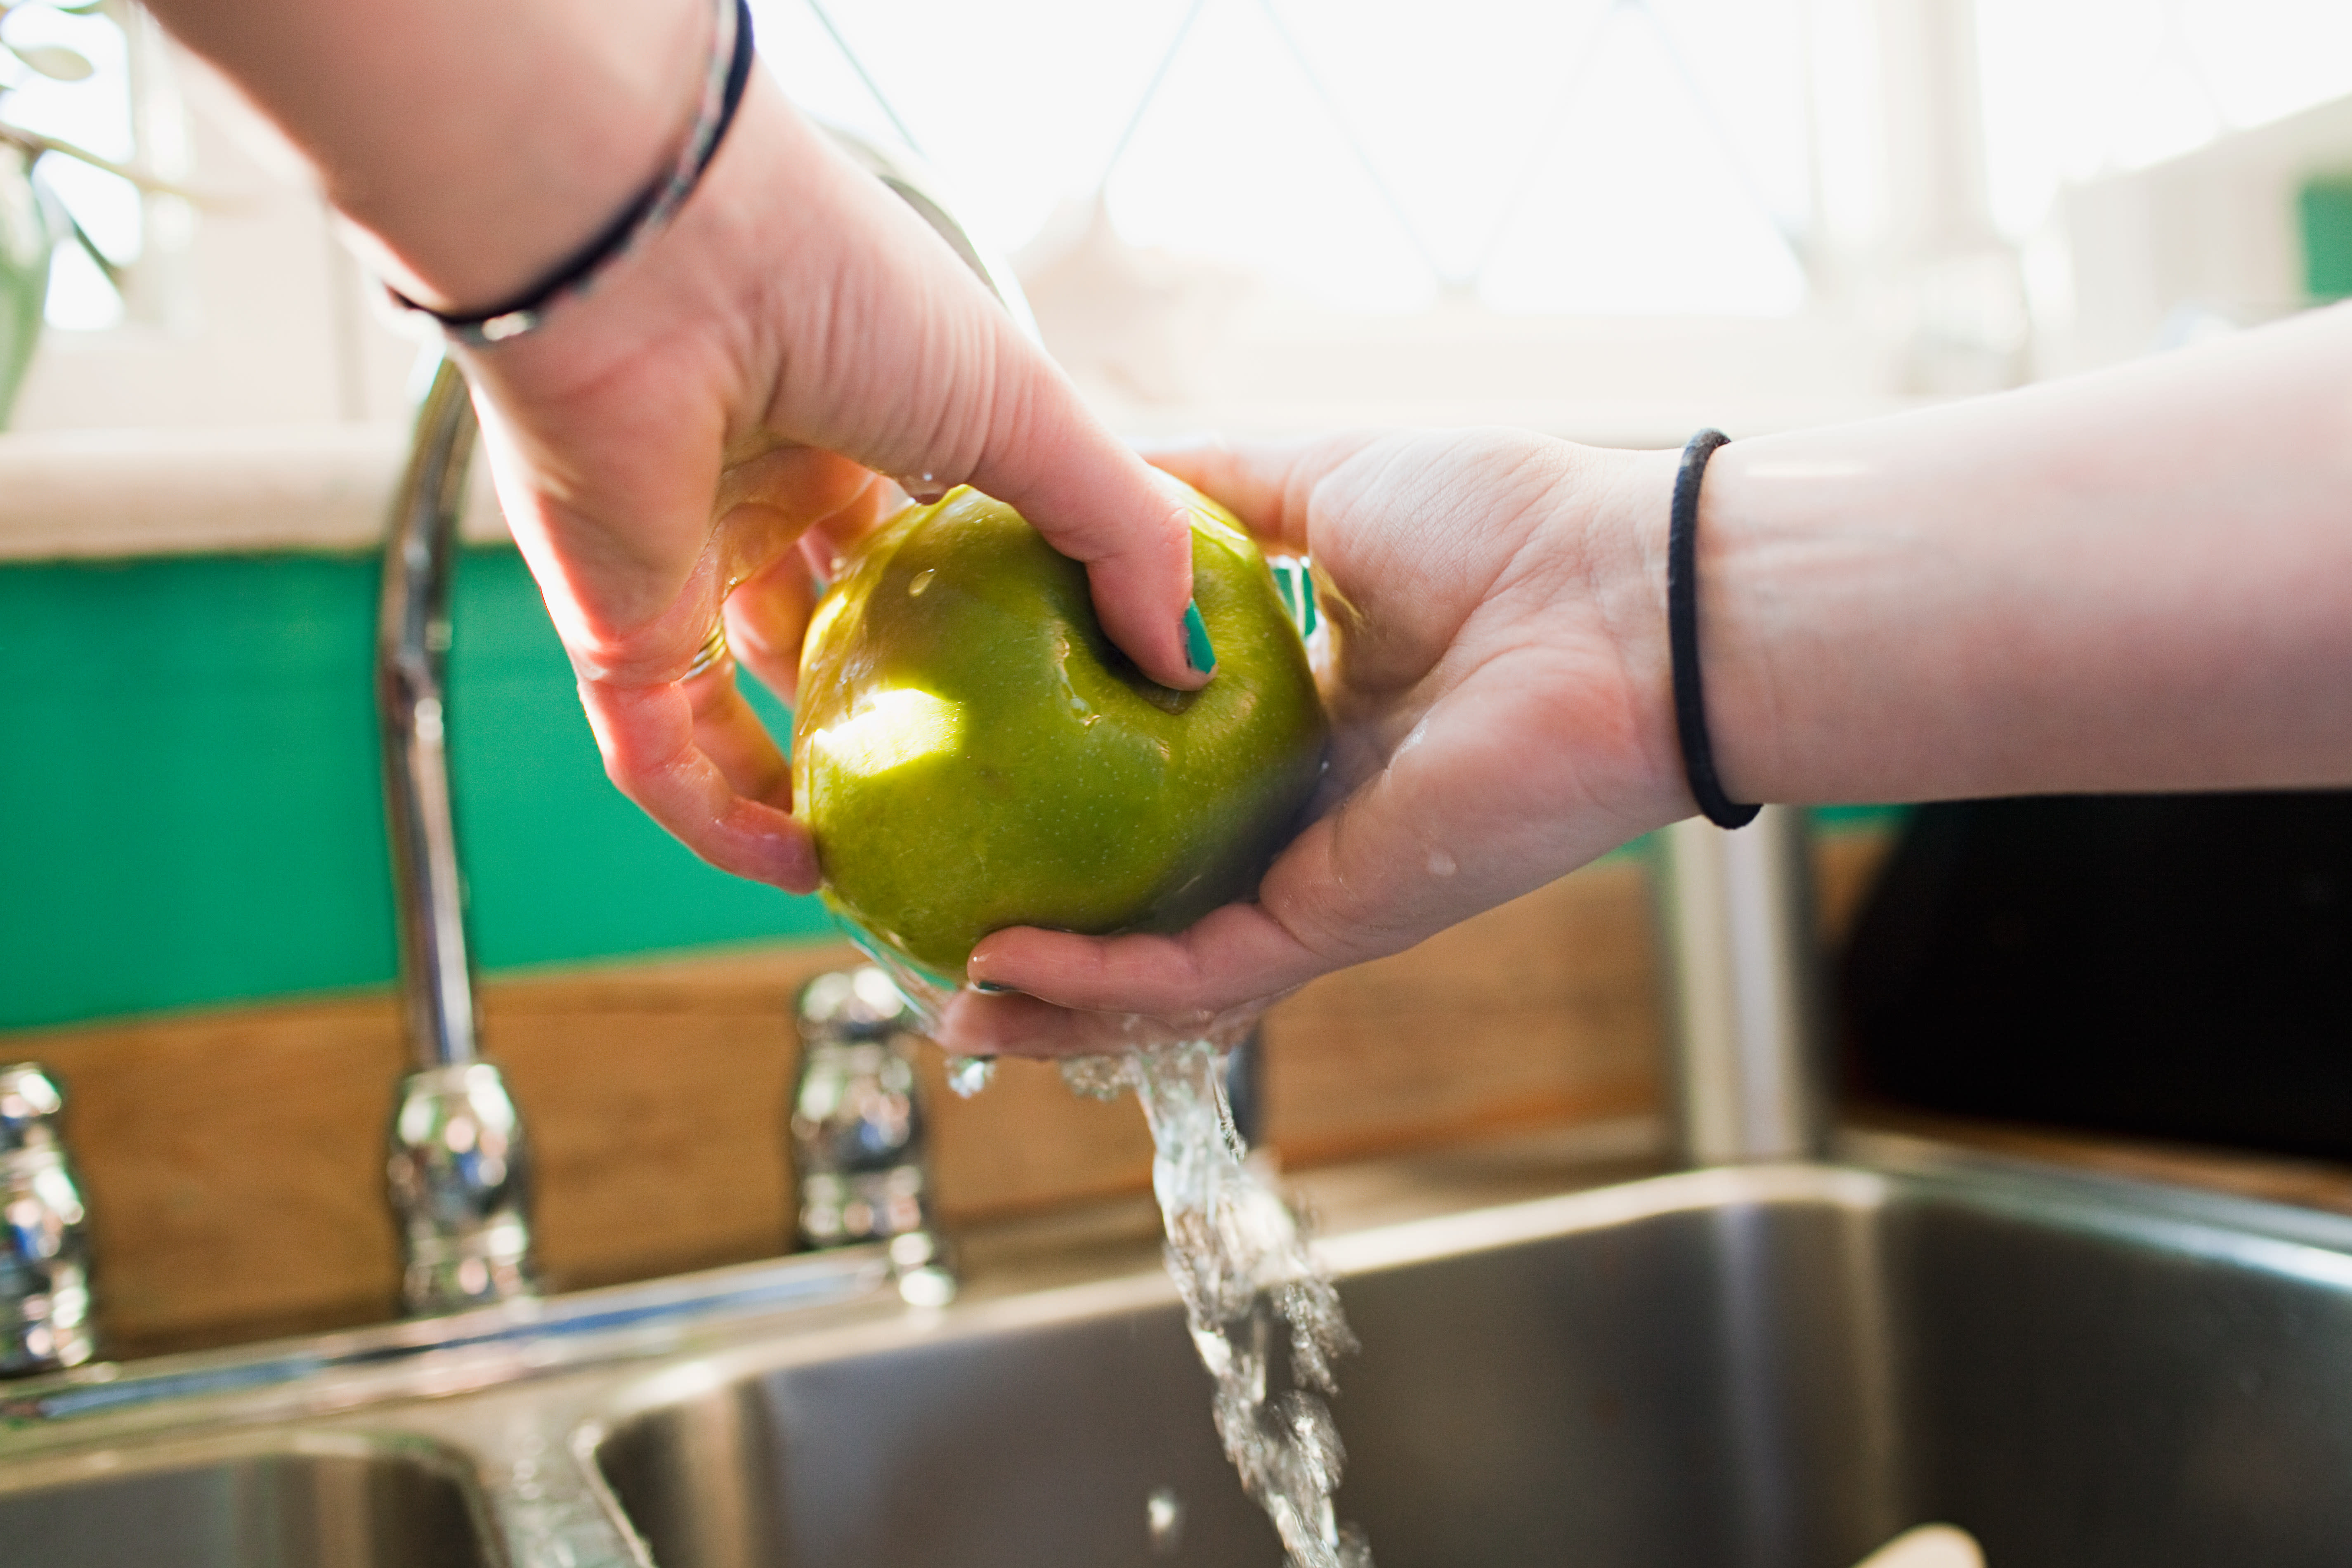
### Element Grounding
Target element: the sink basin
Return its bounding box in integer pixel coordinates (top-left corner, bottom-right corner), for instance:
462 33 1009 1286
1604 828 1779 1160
595 1150 2352 1568
10 1139 2352 1568
0 1436 494 1568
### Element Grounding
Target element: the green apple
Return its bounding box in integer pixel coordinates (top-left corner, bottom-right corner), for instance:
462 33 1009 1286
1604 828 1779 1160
793 484 1328 985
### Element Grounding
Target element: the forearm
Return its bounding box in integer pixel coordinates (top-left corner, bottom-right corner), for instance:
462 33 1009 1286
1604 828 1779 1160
1700 304 2352 804
142 0 708 310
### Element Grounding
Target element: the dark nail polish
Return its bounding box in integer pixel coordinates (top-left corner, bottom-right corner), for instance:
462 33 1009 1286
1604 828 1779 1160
1182 600 1216 676
971 980 1014 995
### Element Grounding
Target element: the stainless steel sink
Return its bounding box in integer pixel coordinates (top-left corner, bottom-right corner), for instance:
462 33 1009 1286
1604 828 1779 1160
593 1144 2352 1568
11 1137 2352 1568
0 1434 493 1568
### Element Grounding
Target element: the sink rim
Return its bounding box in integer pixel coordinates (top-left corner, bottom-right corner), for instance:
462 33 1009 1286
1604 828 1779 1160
0 1237 899 1442
0 1422 486 1498
16 1135 2352 1454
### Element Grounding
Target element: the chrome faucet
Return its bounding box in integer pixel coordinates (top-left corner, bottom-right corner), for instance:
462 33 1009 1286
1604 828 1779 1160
791 968 953 1305
1651 806 1830 1166
0 1063 93 1374
377 358 538 1315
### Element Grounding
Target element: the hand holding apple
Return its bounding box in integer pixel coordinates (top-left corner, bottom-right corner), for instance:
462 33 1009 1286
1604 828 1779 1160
940 429 1692 1056
794 484 1329 1004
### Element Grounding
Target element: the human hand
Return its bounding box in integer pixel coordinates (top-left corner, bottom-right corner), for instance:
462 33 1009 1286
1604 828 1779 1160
942 427 1692 1055
453 76 1202 891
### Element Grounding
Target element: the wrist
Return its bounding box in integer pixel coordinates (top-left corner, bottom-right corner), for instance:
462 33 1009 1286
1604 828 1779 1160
371 0 715 314
455 75 836 420
1688 431 1868 808
1553 440 1696 831
154 0 715 314
446 78 921 634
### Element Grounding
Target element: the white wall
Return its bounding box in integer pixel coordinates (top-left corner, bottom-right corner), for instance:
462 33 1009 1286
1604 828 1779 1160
2060 93 2352 371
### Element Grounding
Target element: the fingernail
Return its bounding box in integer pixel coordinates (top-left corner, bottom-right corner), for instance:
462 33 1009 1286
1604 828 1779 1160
970 980 1015 995
1182 600 1216 676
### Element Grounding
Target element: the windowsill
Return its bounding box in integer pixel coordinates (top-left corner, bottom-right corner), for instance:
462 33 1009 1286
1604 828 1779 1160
0 422 506 561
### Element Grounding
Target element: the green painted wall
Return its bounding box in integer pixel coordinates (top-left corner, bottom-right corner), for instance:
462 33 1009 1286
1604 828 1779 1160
2302 175 2352 301
0 547 1915 1035
0 548 834 1033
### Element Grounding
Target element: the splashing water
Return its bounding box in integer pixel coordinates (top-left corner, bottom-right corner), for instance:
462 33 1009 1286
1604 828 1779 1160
1063 1044 1373 1568
942 1055 997 1098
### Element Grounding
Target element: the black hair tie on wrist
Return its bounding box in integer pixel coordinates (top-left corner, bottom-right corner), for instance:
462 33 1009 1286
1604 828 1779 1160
389 0 756 347
1667 428 1761 830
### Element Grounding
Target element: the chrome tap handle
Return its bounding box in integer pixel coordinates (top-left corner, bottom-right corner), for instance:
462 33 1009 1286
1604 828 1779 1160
791 969 953 1303
388 1062 536 1313
0 1064 94 1374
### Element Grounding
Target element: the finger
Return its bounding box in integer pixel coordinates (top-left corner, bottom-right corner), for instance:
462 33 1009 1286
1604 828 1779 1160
577 675 818 891
966 900 1328 1025
711 446 883 574
1145 432 1381 554
729 94 1207 693
711 449 891 703
925 984 1274 1060
682 661 792 810
962 391 1208 692
721 550 820 706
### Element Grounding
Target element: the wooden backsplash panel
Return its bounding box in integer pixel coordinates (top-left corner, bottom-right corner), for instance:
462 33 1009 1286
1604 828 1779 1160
3 832 1892 1358
482 951 828 1292
37 998 411 1349
921 1053 1155 1219
1263 858 1661 1165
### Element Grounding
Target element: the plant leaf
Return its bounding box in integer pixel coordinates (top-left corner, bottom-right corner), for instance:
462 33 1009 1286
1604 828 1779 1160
0 124 215 202
61 201 121 288
15 44 93 82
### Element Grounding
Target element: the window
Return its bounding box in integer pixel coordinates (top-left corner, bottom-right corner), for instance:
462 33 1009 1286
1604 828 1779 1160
1979 0 2352 240
0 0 165 330
755 0 2352 413
759 0 1824 316
11 1 2352 435
755 0 1861 414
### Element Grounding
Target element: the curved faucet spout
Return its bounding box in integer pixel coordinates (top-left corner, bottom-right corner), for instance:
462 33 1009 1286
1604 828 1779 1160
377 357 537 1314
378 357 482 1074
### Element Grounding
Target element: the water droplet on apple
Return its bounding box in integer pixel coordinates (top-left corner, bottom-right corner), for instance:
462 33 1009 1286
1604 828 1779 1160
908 568 935 597
897 472 949 504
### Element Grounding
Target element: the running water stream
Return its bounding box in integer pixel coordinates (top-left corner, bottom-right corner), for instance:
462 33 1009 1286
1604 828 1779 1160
1060 1044 1373 1568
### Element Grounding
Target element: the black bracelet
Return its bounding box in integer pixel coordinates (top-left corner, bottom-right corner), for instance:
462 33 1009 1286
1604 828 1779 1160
389 0 756 347
1667 428 1761 829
